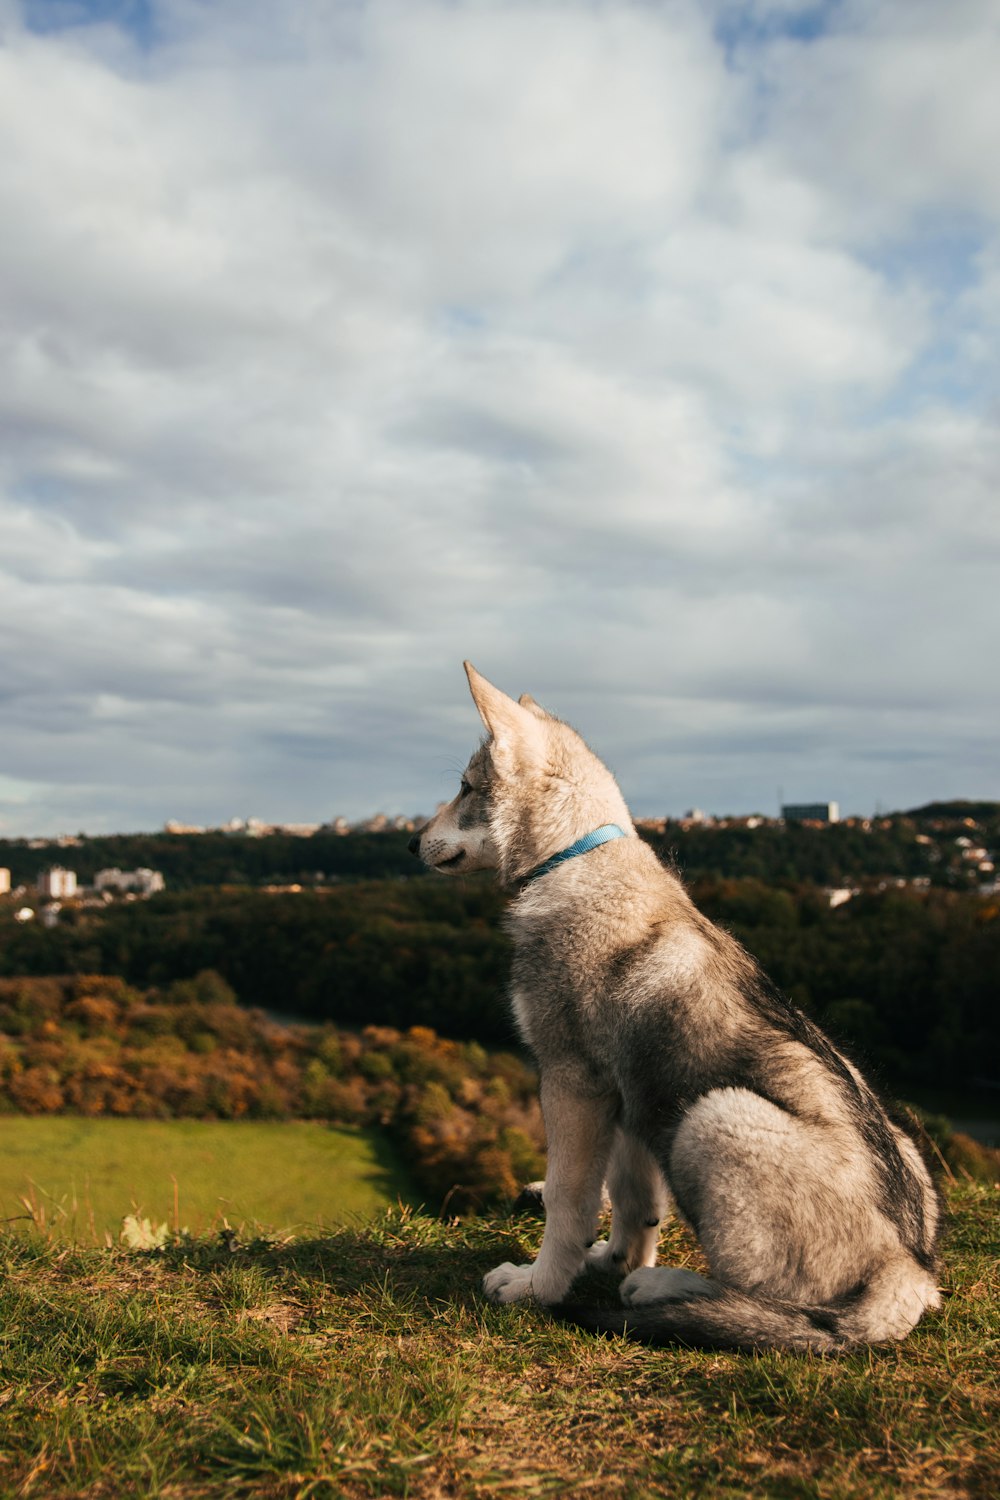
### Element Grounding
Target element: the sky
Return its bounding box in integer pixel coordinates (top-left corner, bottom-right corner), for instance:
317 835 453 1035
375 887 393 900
1 0 998 836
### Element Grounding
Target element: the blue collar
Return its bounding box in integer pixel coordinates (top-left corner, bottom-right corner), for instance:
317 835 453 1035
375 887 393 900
520 824 628 887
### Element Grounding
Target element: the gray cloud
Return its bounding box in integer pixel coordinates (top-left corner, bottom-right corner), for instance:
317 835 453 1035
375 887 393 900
1 0 998 835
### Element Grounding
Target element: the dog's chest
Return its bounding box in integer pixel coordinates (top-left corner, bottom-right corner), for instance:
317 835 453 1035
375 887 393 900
506 899 641 1062
508 979 594 1061
508 944 614 1064
509 984 534 1043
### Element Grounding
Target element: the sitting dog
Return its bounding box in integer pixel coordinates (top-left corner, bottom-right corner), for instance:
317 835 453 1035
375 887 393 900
410 664 941 1351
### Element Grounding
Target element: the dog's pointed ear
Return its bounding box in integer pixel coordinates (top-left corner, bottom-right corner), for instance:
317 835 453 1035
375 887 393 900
517 693 550 721
464 662 546 768
464 662 521 736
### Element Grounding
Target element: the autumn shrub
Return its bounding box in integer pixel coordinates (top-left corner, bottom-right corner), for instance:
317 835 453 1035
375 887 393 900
0 973 545 1209
64 996 120 1035
8 1065 65 1114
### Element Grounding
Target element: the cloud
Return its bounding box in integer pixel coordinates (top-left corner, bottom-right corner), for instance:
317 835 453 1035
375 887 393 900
0 0 998 834
744 0 1000 235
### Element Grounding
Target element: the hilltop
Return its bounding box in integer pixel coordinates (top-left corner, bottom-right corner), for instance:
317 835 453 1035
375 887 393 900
0 1187 996 1497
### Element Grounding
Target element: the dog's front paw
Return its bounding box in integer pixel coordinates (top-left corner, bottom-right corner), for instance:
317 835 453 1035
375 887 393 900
482 1261 536 1303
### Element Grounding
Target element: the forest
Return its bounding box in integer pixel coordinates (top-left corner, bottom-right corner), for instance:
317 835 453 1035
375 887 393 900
1 873 998 1094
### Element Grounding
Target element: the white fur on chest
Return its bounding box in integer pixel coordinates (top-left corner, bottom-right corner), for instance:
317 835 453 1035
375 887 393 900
510 985 533 1041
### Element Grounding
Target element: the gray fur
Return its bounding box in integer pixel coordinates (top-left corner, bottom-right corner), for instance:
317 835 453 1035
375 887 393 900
411 664 942 1352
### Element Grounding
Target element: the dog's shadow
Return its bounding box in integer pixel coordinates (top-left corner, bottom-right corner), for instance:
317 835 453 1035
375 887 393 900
157 1213 625 1324
159 1220 519 1316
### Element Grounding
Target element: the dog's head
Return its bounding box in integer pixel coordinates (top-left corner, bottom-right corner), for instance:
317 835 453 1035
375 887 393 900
409 662 632 885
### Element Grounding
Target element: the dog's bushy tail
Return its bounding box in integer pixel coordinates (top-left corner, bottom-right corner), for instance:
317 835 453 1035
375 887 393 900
555 1288 845 1354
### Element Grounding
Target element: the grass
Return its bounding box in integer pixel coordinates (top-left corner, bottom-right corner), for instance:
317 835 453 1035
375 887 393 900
0 1184 996 1497
0 1119 414 1242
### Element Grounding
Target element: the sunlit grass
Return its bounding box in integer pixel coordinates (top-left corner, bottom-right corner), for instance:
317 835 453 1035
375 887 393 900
0 1117 414 1242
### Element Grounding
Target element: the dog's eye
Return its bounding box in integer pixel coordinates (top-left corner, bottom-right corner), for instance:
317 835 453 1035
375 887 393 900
459 779 474 798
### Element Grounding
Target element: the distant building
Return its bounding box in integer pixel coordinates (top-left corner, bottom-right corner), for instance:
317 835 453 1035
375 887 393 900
94 867 165 897
782 802 840 825
165 820 205 834
37 866 77 898
223 817 269 837
0 868 10 895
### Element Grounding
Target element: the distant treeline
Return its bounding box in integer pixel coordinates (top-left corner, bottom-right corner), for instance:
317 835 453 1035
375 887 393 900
1 798 997 890
1 881 513 1041
0 972 544 1212
0 831 414 890
2 876 998 1091
648 814 989 889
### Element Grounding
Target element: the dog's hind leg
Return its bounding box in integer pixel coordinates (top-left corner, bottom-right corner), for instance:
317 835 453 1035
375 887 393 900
483 1076 617 1305
586 1131 670 1276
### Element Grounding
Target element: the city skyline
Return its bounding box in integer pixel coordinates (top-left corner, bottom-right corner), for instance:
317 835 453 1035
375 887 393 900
2 793 992 847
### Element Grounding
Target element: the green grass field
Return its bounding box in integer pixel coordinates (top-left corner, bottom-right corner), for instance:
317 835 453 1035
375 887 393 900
0 1118 415 1242
0 1186 996 1497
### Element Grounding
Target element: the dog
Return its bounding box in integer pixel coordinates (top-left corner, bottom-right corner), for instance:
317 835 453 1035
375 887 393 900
409 663 941 1352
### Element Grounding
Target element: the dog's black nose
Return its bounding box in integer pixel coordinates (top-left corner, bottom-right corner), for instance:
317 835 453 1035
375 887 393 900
408 834 421 856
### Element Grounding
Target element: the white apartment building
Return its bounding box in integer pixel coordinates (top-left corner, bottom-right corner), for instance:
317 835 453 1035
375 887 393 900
37 866 77 898
94 867 166 896
0 868 10 895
